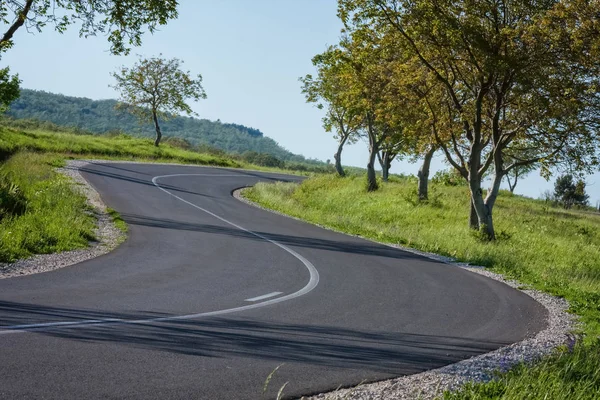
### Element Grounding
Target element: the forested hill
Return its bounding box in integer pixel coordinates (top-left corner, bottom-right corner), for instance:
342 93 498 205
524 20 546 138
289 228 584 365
7 89 314 163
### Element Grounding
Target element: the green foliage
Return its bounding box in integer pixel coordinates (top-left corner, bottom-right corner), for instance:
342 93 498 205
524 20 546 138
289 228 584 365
0 0 178 56
554 174 589 209
241 151 284 168
0 152 96 263
431 169 467 187
0 172 27 219
0 67 20 112
6 89 322 165
338 0 600 239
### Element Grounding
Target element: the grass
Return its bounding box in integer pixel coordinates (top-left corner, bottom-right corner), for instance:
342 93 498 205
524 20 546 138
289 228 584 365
0 126 240 167
0 152 96 263
244 174 600 399
107 208 128 233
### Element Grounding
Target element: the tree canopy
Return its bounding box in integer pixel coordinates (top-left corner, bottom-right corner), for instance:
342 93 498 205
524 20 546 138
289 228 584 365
0 0 178 56
335 0 600 239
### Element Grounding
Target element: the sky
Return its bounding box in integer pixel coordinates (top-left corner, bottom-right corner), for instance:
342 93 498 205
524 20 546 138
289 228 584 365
2 0 599 206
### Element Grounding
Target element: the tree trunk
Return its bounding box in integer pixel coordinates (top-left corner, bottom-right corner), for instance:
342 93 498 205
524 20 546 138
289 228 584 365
382 160 389 182
334 152 345 177
334 136 348 177
506 171 518 193
469 201 479 230
470 168 504 240
377 151 391 182
152 110 162 147
469 183 494 240
417 146 436 200
466 142 495 239
367 143 379 191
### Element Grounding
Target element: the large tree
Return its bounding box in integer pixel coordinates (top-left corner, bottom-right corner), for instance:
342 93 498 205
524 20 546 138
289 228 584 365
341 0 600 239
0 0 178 56
111 55 206 146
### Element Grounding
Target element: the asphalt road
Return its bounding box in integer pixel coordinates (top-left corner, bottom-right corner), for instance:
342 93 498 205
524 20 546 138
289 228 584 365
0 162 547 400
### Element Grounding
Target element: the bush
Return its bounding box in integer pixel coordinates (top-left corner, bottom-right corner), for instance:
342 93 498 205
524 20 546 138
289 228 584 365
432 168 466 186
242 151 285 168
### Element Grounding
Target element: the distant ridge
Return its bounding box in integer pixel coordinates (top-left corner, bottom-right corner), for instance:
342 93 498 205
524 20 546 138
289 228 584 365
7 89 318 164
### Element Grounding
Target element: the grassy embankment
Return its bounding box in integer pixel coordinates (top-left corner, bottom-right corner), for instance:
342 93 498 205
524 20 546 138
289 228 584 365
244 174 600 399
0 124 324 264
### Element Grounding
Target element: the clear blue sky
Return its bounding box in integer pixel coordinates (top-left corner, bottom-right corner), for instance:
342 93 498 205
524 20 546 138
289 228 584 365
2 0 599 205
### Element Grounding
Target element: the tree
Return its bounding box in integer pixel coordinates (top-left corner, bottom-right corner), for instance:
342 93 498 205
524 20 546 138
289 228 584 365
554 174 589 209
0 67 20 112
0 0 178 56
300 47 362 177
111 55 207 147
340 0 600 239
341 30 409 191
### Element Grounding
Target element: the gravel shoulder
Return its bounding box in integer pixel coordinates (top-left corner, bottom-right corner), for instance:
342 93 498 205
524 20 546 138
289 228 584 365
234 187 578 400
0 160 125 279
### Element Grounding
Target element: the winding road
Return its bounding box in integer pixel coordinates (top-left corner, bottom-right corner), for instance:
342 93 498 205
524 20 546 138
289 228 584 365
0 162 546 399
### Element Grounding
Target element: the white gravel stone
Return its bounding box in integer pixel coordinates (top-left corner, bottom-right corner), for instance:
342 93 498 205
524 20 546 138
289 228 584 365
0 160 125 279
235 188 578 400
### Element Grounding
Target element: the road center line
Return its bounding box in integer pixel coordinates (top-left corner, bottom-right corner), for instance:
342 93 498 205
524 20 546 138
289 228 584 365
0 172 319 336
245 292 283 302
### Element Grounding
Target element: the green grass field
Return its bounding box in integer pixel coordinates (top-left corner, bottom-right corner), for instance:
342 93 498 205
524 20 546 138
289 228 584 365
0 126 240 167
0 152 96 262
244 174 600 399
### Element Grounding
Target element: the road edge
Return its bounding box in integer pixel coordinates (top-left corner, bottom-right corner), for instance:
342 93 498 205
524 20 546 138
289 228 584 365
233 187 578 400
0 160 126 279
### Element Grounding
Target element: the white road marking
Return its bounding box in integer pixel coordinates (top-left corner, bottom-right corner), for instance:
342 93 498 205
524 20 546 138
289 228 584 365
245 292 283 302
0 173 319 335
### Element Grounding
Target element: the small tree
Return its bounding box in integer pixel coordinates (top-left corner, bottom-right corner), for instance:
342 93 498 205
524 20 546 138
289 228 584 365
554 174 589 209
111 56 206 147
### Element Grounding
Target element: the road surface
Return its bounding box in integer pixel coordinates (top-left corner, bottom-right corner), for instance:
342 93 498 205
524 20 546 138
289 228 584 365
0 162 546 399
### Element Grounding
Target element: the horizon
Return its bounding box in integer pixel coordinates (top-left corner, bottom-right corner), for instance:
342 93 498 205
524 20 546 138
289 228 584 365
2 0 599 205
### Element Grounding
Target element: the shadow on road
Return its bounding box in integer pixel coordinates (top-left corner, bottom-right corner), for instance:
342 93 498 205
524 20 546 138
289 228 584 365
78 165 220 199
121 213 428 262
0 300 506 374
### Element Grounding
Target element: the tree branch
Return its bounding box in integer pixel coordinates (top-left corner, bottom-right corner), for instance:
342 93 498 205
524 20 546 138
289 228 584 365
1 0 34 48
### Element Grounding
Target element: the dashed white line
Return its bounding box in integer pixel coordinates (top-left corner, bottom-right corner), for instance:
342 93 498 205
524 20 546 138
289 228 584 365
245 292 283 302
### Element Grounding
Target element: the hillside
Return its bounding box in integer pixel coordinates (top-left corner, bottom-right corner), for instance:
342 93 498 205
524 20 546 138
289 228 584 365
7 89 318 164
